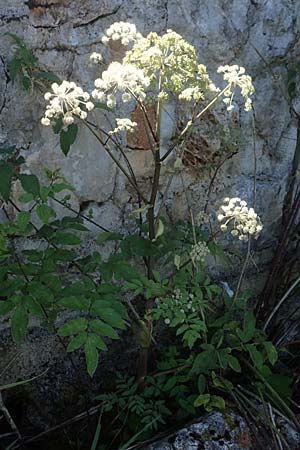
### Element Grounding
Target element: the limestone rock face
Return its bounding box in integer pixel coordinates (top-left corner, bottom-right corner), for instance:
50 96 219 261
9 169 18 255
143 411 252 450
1 0 299 250
142 411 300 450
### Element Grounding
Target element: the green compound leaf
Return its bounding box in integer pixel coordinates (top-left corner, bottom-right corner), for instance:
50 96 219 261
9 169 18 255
58 317 88 337
37 71 61 83
89 320 119 340
22 76 31 90
11 304 29 343
67 333 87 352
89 333 108 351
60 124 78 156
92 307 126 330
58 296 90 311
85 335 99 377
8 58 22 81
162 376 177 392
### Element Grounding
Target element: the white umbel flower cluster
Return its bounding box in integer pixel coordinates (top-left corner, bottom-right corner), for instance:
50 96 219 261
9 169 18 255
92 62 150 108
124 30 218 100
41 81 94 126
217 197 263 241
109 118 137 135
190 241 210 263
217 65 254 111
90 52 103 64
179 86 205 102
101 21 142 46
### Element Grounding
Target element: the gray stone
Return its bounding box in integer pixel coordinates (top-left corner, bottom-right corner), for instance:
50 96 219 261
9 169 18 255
1 0 299 247
143 411 251 450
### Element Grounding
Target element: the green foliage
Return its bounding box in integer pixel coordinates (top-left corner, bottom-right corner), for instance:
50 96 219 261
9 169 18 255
0 162 13 201
0 146 25 201
6 33 60 90
60 123 79 156
287 61 300 99
3 32 294 450
0 165 128 375
0 158 280 392
97 374 172 437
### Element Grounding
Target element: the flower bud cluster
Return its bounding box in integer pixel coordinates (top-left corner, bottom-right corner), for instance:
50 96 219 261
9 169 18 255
217 197 263 241
153 289 198 326
92 62 150 108
190 241 210 264
124 30 218 100
109 118 137 135
101 21 143 46
41 81 94 127
217 65 254 111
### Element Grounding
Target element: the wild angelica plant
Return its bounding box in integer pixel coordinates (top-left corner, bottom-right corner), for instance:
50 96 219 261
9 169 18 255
1 23 290 443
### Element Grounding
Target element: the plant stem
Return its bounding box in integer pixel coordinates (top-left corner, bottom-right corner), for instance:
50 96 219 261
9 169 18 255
148 79 164 246
52 197 110 232
232 238 251 306
263 274 300 331
160 84 230 162
242 357 300 429
259 189 300 317
0 393 22 440
137 79 164 390
83 121 148 204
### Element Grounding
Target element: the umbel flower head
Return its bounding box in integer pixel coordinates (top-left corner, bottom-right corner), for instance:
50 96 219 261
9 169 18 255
217 65 254 111
124 29 219 100
101 21 143 46
89 22 254 110
217 197 263 241
41 81 94 127
190 241 210 264
92 61 150 108
109 118 137 135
